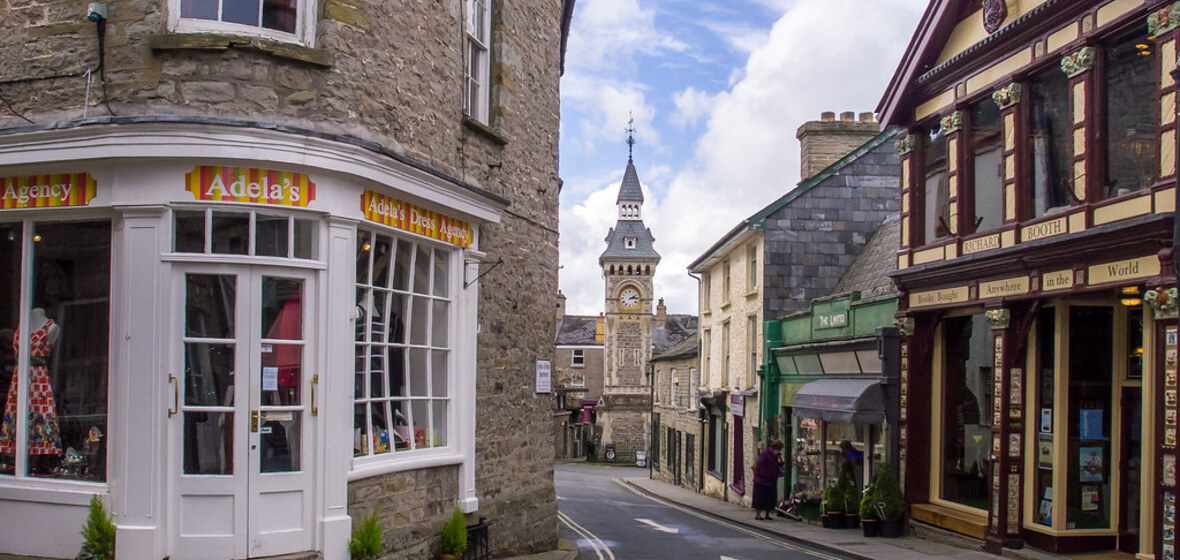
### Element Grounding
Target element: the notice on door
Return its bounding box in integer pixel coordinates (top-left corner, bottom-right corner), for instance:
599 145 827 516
263 366 280 391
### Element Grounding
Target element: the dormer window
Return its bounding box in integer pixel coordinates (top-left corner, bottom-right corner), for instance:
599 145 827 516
625 237 636 249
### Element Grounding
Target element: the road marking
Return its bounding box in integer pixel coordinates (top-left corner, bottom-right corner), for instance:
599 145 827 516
721 556 741 560
614 479 845 560
635 518 680 534
558 510 616 560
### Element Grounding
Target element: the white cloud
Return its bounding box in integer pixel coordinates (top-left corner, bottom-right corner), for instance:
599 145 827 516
670 87 719 130
559 0 927 316
566 0 687 73
563 76 659 152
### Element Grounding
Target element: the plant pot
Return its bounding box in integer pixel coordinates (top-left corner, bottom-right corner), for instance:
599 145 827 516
842 513 859 529
879 518 904 538
861 519 879 537
821 512 842 529
439 554 462 560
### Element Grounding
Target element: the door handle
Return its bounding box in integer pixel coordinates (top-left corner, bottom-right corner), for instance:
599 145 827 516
251 410 260 432
311 374 320 417
168 374 178 418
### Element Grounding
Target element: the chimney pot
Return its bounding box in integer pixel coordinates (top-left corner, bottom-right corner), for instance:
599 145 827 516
840 111 855 121
859 112 874 122
821 111 836 122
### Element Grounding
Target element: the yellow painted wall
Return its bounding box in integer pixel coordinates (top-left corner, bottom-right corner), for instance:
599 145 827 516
934 0 1051 67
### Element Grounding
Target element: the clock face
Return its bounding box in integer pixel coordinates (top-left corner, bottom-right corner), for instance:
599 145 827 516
620 288 640 309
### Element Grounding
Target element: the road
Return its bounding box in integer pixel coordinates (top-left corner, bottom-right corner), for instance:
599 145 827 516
555 464 858 560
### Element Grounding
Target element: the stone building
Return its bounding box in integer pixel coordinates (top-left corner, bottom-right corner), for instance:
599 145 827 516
877 0 1180 556
651 333 700 490
0 1 572 559
552 293 604 460
687 113 900 506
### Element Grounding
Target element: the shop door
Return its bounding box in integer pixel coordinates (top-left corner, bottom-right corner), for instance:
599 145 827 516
170 266 317 560
1119 386 1141 553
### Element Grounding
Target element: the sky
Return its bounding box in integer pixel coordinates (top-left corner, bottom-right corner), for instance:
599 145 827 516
558 0 930 316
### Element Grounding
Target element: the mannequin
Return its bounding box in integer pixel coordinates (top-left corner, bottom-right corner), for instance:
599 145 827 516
0 308 63 464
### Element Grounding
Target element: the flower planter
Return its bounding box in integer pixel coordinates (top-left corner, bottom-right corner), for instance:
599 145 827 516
821 512 842 529
861 519 879 537
879 518 904 538
842 513 860 529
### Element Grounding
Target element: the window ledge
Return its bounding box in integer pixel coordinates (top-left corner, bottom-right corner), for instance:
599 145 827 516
462 115 509 146
744 289 759 299
571 364 585 368
720 300 732 311
149 33 334 67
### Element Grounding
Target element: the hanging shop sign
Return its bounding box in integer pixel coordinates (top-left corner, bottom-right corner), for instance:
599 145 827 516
1 173 97 209
362 190 473 248
185 165 316 207
729 394 745 417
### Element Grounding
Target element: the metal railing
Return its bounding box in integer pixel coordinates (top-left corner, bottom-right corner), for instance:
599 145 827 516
463 517 490 560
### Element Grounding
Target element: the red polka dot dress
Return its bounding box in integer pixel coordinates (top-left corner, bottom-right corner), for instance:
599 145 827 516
0 320 62 456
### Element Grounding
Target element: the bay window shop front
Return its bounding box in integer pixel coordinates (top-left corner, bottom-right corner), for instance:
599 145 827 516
0 124 496 560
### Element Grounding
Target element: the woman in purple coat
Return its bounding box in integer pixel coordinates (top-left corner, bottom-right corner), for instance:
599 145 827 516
752 440 785 520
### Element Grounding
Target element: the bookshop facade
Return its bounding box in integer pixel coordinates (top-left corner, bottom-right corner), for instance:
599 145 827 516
0 120 498 560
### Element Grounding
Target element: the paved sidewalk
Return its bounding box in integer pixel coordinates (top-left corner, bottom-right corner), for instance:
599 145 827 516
618 476 1083 560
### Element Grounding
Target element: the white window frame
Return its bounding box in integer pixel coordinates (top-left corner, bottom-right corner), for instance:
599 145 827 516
722 260 731 303
747 315 758 388
688 368 698 411
722 321 731 388
624 237 636 249
671 369 679 408
464 0 492 123
701 274 711 312
169 0 318 48
572 348 585 367
746 245 758 291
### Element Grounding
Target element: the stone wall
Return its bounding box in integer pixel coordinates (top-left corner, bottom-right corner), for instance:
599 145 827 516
2 0 564 557
652 353 702 490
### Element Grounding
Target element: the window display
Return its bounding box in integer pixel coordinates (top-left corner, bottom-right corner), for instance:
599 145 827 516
1067 306 1112 529
940 313 993 510
0 220 111 481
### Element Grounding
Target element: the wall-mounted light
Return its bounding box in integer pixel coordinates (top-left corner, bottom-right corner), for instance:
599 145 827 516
1136 42 1152 56
1121 285 1142 306
33 234 42 242
362 242 371 251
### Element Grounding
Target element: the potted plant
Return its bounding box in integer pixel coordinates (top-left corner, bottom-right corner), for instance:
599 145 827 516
77 495 116 560
874 462 906 538
859 480 879 537
349 510 382 560
439 506 468 560
836 463 860 529
820 479 842 528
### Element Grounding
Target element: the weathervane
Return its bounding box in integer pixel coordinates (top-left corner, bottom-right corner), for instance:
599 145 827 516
625 113 636 161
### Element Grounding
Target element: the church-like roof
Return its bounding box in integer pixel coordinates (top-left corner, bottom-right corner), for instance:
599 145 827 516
600 220 660 262
616 159 644 203
555 315 601 346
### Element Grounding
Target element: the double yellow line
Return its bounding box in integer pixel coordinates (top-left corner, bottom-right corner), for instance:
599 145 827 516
558 510 616 560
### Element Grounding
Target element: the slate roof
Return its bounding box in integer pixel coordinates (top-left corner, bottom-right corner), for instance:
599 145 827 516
601 220 660 262
831 213 901 301
652 332 698 363
554 315 601 346
616 159 644 203
653 314 697 355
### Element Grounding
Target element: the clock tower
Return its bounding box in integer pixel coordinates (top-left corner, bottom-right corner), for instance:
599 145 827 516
596 129 660 462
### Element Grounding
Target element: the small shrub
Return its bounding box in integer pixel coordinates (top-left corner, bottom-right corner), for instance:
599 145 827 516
349 510 382 560
874 462 906 521
440 507 468 556
77 495 116 560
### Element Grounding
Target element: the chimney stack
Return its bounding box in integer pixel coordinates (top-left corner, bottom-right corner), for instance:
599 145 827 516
556 291 566 321
796 110 880 182
656 297 667 324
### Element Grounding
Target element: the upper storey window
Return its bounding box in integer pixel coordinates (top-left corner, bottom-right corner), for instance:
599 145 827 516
1103 27 1157 200
921 126 950 244
1029 65 1073 217
465 0 492 124
967 98 1003 234
174 0 315 46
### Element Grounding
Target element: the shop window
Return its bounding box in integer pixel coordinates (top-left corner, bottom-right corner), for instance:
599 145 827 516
968 98 1004 233
1126 307 1142 379
571 349 584 367
920 125 950 244
464 0 492 123
353 230 452 458
939 313 993 511
793 417 823 497
175 209 317 260
825 422 865 492
686 433 695 483
173 0 312 46
1034 306 1056 526
1029 64 1074 216
0 220 111 481
1068 306 1112 529
1103 28 1157 199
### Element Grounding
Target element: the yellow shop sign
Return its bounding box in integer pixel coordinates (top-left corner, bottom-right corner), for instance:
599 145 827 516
1 173 97 209
185 166 316 206
362 190 473 248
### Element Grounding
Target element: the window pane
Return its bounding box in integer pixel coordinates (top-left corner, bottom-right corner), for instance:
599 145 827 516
818 351 860 375
1030 65 1073 217
185 343 235 406
393 240 413 292
431 300 448 347
372 402 392 454
940 314 993 510
262 0 297 33
433 249 449 297
431 350 448 397
186 274 235 338
259 412 299 472
0 224 19 476
387 348 405 397
175 210 206 253
922 127 950 243
1068 306 1112 529
211 212 249 255
410 296 429 345
261 344 301 406
184 412 232 474
391 401 409 451
354 403 367 456
793 353 823 375
353 345 366 399
181 0 218 19
255 215 289 257
369 346 386 399
356 231 373 285
432 401 447 447
293 218 315 259
970 99 1004 233
412 400 430 449
372 236 394 289
412 245 430 295
387 293 406 344
1034 307 1055 527
1104 28 1157 199
261 277 302 340
223 0 261 27
409 348 428 397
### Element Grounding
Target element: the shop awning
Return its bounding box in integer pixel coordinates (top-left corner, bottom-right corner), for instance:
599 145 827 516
791 378 885 424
